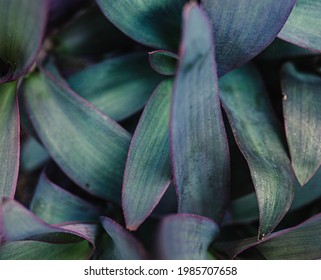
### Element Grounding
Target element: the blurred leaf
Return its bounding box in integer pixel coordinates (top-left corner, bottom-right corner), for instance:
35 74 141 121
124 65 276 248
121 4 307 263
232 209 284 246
96 0 187 51
219 64 295 239
279 0 321 52
68 53 163 121
0 82 19 197
30 171 100 224
123 80 172 230
202 0 296 75
282 63 321 185
0 0 48 82
171 3 229 221
157 214 219 260
149 50 178 76
99 217 148 260
22 66 131 204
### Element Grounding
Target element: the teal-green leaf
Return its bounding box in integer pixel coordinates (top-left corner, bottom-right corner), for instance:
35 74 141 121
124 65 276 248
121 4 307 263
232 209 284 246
282 63 321 185
22 66 131 204
68 53 163 121
219 64 295 239
0 82 19 197
157 214 219 260
0 0 48 82
171 3 230 221
278 0 321 52
96 0 187 51
149 50 178 76
123 80 173 231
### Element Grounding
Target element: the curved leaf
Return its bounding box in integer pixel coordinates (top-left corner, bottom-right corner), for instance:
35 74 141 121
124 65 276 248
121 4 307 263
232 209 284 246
123 80 173 231
149 50 178 76
0 82 19 197
100 217 148 260
278 0 321 52
30 172 100 224
170 3 230 221
0 0 48 82
282 63 321 185
22 66 131 204
202 0 296 75
96 0 187 51
68 53 163 121
157 214 219 260
219 64 295 239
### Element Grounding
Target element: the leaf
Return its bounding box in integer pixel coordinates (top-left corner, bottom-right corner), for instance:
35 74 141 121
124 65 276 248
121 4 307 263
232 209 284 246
149 50 178 76
0 0 48 83
282 63 321 185
100 217 148 260
0 198 95 260
30 171 100 224
96 0 187 51
157 214 219 260
219 64 295 239
67 53 163 121
201 0 296 75
123 80 173 231
170 3 230 221
0 82 20 197
278 0 321 52
22 65 131 204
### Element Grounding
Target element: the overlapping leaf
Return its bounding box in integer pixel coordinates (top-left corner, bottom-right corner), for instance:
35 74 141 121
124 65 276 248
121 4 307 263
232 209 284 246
219 64 295 239
123 80 173 231
22 65 131 204
157 214 219 260
0 82 19 197
0 0 48 83
68 53 163 121
282 63 321 185
278 0 321 52
171 3 229 221
149 51 178 76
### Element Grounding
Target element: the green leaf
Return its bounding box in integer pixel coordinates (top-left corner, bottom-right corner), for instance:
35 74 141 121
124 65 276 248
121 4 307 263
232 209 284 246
123 80 172 231
219 64 295 239
67 53 163 121
149 50 178 76
157 214 219 260
282 63 321 185
171 3 230 221
100 217 148 260
30 172 100 224
0 0 48 82
22 66 131 204
279 0 321 52
202 0 296 75
96 0 187 51
0 82 19 197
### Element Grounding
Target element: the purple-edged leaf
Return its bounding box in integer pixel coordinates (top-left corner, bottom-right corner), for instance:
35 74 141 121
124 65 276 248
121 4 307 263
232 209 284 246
158 214 219 260
152 182 178 218
0 198 95 259
68 53 163 121
22 66 131 204
96 0 187 51
100 217 148 260
0 0 48 83
0 82 19 197
30 171 100 224
218 213 321 260
202 0 296 76
171 3 230 221
278 0 321 52
219 64 295 239
149 51 178 76
123 80 173 231
282 63 321 185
